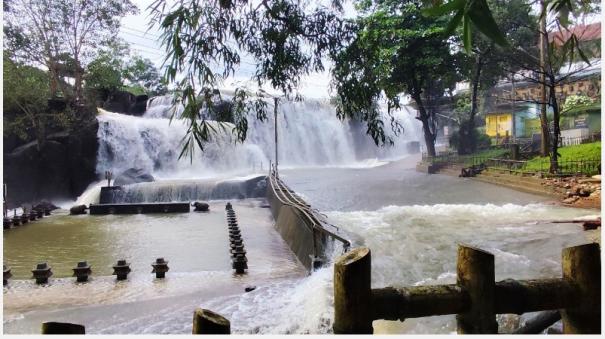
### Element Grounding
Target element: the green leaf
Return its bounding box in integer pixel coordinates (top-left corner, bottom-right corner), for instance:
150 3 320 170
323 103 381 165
422 0 465 16
466 0 508 47
444 10 464 36
462 15 472 53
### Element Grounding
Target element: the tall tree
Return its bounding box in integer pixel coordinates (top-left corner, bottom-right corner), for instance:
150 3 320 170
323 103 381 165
456 0 537 154
123 56 167 96
4 0 138 104
331 0 460 157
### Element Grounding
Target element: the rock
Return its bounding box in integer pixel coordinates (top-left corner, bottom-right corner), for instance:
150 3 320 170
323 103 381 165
192 202 210 212
562 196 579 204
578 189 591 197
113 168 155 186
244 286 256 292
564 183 571 189
33 201 60 211
592 175 601 180
565 191 573 198
102 91 148 116
70 205 88 215
3 112 98 209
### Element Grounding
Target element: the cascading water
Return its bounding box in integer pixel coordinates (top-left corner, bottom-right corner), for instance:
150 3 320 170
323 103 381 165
96 96 422 181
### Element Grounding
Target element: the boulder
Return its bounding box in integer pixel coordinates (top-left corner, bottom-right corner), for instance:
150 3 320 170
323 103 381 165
102 91 149 116
192 201 210 212
113 168 155 186
562 196 579 204
70 205 88 215
33 201 60 211
3 114 98 209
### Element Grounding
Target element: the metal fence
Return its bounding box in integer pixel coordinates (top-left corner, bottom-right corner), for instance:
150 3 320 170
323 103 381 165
484 158 601 176
560 132 601 147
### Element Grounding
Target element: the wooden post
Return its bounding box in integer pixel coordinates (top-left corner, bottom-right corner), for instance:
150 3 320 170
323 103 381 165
333 247 372 334
560 243 600 334
456 245 498 334
41 322 85 334
192 308 230 334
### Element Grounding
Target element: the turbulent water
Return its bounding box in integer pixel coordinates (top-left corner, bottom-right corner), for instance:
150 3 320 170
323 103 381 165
96 96 421 180
4 96 600 334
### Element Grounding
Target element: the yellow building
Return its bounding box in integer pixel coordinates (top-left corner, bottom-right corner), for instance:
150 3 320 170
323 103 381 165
485 113 513 137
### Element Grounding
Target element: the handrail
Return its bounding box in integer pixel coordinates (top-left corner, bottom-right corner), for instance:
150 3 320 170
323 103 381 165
268 170 351 249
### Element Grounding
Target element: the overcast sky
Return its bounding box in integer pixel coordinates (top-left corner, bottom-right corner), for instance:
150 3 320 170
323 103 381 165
118 0 336 99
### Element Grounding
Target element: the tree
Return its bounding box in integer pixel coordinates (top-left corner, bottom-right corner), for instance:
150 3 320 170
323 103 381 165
4 0 138 104
455 0 537 154
4 53 52 151
507 8 598 173
331 0 460 157
150 0 360 158
123 56 167 96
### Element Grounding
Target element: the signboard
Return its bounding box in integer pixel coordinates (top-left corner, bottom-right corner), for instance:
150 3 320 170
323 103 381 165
574 116 588 128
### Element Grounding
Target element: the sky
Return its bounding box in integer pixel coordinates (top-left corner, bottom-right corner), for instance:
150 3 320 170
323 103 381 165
118 0 338 99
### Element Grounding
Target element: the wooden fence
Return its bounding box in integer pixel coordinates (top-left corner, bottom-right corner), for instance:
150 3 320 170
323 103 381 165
333 243 600 334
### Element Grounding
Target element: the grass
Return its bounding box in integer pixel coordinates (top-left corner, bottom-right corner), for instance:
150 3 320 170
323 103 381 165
524 142 601 173
461 148 510 166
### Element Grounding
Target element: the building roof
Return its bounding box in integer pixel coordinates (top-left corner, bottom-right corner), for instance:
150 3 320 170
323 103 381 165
550 22 601 46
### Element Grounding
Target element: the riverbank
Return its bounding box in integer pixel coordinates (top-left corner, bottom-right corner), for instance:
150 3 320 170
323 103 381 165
428 163 601 210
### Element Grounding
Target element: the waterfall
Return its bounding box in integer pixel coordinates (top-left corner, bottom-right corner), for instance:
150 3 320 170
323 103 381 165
96 96 423 180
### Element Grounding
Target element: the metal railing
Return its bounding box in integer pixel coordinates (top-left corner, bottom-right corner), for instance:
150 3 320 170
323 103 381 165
268 169 351 250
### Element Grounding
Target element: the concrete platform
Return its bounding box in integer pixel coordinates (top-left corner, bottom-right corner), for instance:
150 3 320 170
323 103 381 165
89 202 190 215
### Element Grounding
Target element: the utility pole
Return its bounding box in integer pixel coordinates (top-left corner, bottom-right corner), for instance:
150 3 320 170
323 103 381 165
538 0 549 156
273 97 279 177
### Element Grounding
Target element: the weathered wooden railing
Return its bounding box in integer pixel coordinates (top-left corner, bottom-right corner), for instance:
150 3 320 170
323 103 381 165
333 243 600 334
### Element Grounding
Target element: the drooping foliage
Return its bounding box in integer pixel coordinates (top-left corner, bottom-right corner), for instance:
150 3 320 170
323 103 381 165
150 0 359 159
331 0 461 156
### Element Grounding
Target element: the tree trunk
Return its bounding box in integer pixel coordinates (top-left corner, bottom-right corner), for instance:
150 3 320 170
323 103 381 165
459 54 483 155
74 59 83 103
413 94 437 157
548 80 560 173
538 0 550 156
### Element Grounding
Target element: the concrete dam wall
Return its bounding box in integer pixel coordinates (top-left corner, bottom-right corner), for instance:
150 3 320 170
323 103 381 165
266 173 350 271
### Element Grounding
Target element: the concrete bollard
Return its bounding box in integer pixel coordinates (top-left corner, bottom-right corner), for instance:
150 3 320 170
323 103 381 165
112 259 131 281
20 211 29 224
28 209 37 221
151 258 169 279
3 217 11 229
232 255 248 274
72 261 92 282
32 262 53 284
4 265 12 285
12 210 21 226
192 308 230 334
41 322 85 334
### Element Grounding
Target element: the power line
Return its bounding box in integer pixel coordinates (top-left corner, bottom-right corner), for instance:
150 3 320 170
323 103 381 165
122 25 162 39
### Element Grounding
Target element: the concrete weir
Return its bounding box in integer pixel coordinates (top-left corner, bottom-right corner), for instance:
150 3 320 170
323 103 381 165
266 172 350 271
89 202 190 214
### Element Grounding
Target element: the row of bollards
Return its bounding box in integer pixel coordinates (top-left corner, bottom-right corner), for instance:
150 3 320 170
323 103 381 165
225 203 248 274
3 258 171 286
4 206 52 229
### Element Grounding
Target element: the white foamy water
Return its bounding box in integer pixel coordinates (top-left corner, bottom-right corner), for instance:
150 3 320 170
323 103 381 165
96 96 422 180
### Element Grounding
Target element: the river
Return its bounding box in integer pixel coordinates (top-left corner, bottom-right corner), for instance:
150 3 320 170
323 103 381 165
3 98 599 334
3 155 598 334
